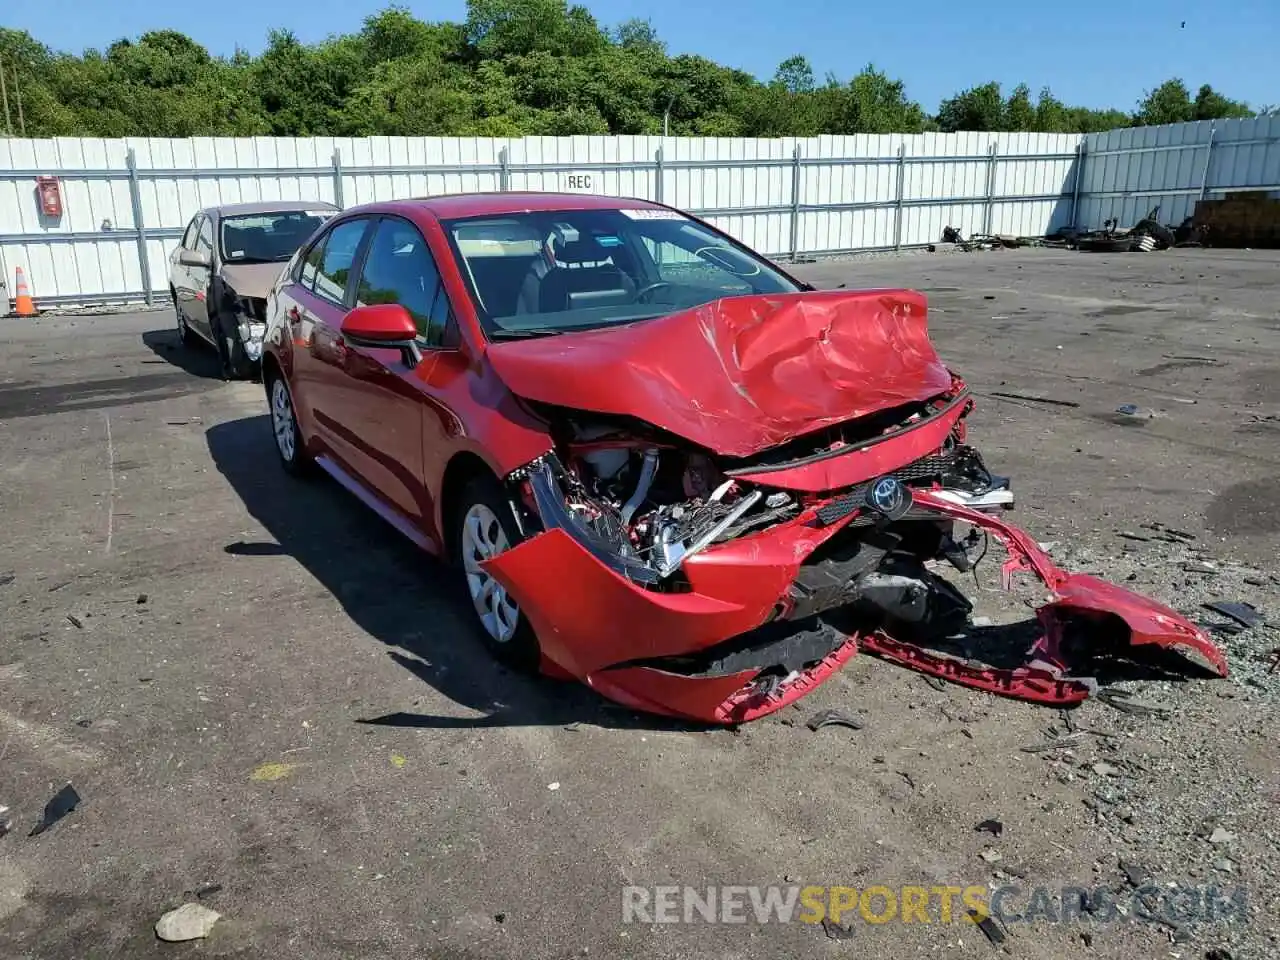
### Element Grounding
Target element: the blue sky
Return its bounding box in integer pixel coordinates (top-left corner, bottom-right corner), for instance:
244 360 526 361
7 0 1275 113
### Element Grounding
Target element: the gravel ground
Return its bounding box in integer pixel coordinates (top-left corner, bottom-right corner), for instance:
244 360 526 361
1 247 1277 960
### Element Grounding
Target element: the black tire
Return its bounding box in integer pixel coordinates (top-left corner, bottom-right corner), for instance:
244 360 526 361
174 288 193 347
212 309 253 380
266 370 314 477
452 474 540 672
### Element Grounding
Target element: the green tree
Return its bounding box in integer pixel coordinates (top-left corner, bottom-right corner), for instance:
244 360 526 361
0 9 1258 140
936 82 1007 132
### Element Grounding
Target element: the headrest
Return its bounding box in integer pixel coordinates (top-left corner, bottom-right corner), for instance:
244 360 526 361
553 239 607 265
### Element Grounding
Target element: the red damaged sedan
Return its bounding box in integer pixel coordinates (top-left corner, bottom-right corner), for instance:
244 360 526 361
260 193 1226 724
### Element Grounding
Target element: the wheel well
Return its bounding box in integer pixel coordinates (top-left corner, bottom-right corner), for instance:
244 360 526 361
260 352 282 396
439 452 499 564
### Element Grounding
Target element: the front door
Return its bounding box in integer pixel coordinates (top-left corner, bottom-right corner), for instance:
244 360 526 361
332 216 451 531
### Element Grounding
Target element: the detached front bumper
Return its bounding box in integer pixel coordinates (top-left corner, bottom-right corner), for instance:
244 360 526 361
481 485 1227 725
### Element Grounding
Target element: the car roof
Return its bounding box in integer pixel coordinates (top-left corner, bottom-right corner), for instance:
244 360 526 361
381 192 668 219
205 200 340 218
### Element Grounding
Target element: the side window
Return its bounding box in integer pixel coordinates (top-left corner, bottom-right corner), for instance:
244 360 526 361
297 237 326 289
181 216 200 249
355 218 453 345
196 218 213 254
313 219 369 305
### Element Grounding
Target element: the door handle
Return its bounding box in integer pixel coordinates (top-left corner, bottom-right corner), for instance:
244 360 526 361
287 306 301 323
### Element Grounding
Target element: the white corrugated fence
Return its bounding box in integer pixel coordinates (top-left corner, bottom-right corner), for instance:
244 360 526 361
0 118 1276 308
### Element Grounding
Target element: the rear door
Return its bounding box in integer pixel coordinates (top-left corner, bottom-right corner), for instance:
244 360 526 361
336 215 462 536
287 216 373 470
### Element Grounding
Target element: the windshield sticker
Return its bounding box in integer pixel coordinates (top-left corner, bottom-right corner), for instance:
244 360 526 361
305 210 336 218
619 209 686 220
595 235 623 247
230 250 245 258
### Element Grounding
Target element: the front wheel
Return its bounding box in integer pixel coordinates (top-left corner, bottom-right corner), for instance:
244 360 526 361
268 373 313 477
453 475 540 671
174 289 193 347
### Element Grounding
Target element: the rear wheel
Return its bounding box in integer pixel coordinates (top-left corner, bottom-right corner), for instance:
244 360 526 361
268 372 313 477
453 475 540 671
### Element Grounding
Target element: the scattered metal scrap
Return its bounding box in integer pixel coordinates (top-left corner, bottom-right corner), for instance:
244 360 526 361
939 226 1053 251
821 917 857 940
1095 689 1171 717
1039 206 1209 254
990 390 1081 408
1021 732 1088 753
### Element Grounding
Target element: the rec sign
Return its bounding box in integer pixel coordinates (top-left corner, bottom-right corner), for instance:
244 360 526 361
562 172 596 193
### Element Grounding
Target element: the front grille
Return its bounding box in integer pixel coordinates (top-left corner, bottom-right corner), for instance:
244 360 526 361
814 445 974 527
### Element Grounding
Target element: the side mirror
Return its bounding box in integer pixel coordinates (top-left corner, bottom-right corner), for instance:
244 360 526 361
341 304 423 366
179 249 210 268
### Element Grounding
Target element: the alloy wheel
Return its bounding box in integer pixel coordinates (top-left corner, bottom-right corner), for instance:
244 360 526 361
271 377 297 463
460 503 520 643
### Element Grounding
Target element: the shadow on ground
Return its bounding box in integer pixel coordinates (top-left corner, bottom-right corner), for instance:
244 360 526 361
141 328 226 380
206 414 704 732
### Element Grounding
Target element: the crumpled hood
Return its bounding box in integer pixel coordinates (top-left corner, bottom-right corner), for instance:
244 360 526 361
219 262 287 300
486 289 953 458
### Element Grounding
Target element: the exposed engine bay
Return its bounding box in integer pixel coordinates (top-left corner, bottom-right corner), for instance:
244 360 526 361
513 398 1010 588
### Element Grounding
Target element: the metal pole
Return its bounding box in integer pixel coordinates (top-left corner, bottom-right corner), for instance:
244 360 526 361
125 149 153 306
1198 122 1216 202
499 147 510 191
1069 140 1086 229
11 64 24 137
788 144 802 262
892 144 906 251
982 141 999 236
654 145 664 204
0 53 12 137
331 149 344 207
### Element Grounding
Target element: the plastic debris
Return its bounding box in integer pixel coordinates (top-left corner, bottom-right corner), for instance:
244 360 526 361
975 819 1004 837
805 709 865 732
29 784 82 837
970 910 1007 944
1202 601 1265 630
821 917 856 940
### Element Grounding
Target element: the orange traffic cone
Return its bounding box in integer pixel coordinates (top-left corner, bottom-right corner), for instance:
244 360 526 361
13 266 36 317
